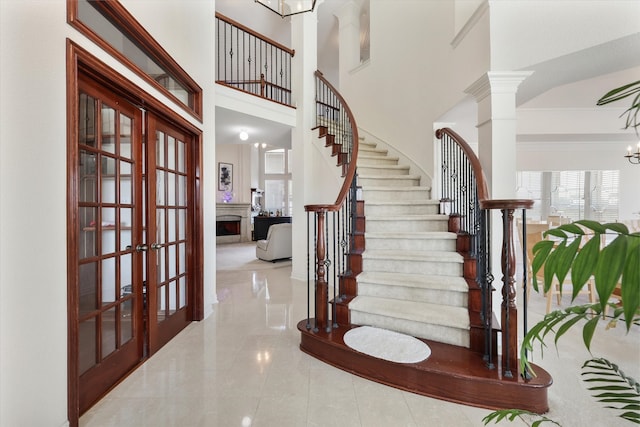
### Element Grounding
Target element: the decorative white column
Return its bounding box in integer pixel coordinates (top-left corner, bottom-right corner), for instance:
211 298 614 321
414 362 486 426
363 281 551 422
290 9 319 281
465 71 533 199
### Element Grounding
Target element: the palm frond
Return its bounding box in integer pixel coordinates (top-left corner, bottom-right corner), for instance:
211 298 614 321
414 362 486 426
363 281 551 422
582 358 640 424
482 409 561 426
519 303 640 377
597 80 640 132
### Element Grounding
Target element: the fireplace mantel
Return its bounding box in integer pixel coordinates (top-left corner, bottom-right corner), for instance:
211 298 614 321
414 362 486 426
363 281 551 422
216 203 251 244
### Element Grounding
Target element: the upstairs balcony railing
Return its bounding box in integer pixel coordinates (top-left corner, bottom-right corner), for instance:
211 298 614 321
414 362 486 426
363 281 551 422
215 12 295 106
436 128 534 379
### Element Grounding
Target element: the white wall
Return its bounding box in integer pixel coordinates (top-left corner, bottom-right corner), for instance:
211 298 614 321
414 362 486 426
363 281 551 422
1 2 69 425
454 0 484 35
339 0 491 183
0 0 215 425
216 144 252 204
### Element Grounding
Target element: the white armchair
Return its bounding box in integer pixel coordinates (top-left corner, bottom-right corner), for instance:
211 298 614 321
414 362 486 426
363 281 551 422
255 223 292 261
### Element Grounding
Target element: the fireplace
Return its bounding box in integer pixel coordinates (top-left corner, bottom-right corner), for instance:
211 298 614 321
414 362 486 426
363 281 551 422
217 215 241 236
216 203 251 243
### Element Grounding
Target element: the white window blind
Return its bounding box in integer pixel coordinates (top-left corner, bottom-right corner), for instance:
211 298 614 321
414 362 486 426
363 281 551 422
550 170 584 221
516 170 619 223
516 171 543 220
265 149 285 174
262 148 292 216
589 170 619 222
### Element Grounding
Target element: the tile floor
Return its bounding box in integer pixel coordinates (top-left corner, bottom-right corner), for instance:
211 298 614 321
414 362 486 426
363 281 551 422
80 242 639 426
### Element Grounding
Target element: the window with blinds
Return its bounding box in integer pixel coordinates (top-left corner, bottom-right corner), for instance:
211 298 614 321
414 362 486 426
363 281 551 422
516 170 619 223
516 171 543 220
263 148 292 216
589 170 620 222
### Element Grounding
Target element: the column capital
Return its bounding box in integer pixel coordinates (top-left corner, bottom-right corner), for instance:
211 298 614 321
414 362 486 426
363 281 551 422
465 71 534 101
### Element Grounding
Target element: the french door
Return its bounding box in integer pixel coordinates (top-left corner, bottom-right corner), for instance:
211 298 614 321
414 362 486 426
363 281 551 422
73 75 194 413
145 115 193 353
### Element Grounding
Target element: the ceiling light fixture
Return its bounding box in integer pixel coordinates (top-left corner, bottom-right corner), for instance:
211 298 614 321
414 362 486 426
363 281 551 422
625 141 640 164
254 0 317 18
261 143 267 148
239 130 249 141
254 142 259 148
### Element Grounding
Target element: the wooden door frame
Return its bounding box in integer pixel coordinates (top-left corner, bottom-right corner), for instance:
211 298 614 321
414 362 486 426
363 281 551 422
66 39 204 426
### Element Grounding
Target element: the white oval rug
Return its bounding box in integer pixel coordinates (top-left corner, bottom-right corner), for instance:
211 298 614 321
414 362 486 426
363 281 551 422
343 326 431 364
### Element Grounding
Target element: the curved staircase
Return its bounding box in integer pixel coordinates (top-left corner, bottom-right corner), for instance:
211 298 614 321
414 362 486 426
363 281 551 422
301 71 552 414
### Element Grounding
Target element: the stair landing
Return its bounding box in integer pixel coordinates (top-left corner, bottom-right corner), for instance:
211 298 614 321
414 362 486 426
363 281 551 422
298 319 552 413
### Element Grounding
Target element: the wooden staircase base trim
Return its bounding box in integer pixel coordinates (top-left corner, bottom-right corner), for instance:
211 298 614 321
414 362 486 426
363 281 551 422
298 319 551 413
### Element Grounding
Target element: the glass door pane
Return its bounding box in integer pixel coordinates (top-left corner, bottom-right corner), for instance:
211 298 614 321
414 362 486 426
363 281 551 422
76 78 144 413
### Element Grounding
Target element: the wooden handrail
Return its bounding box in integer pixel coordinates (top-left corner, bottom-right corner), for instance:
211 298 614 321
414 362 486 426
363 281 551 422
435 127 489 202
215 12 295 57
306 70 359 213
216 79 293 94
480 199 534 210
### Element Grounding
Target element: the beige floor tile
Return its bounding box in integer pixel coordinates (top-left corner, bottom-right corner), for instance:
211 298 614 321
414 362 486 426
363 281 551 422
80 242 640 427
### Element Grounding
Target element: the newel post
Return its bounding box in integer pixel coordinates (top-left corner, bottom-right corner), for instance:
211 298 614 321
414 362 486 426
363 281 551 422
500 207 518 378
260 73 266 98
480 199 533 379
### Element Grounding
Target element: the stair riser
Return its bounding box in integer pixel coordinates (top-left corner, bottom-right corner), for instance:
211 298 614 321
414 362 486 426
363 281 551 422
357 283 468 307
358 157 399 166
362 189 431 201
366 219 448 232
358 177 421 187
358 166 410 176
365 237 456 252
364 204 439 216
350 311 470 348
362 258 463 276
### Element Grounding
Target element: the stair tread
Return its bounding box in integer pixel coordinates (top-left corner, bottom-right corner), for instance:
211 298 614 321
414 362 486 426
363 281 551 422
358 271 468 292
357 164 409 169
362 249 463 262
364 231 457 240
366 214 447 220
362 186 430 191
358 147 388 153
350 295 469 329
365 199 439 205
359 174 421 179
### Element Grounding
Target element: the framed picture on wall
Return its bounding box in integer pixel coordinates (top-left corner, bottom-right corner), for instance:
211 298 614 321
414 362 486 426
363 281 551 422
218 162 233 191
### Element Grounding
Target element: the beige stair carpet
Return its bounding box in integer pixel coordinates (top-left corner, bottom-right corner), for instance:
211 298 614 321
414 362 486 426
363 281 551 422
350 134 471 348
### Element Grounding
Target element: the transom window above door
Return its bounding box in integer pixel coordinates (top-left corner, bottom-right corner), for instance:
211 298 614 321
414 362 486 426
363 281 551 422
68 0 202 119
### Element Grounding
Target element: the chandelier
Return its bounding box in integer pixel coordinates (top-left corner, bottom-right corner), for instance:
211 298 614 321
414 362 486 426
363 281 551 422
625 142 640 164
255 0 317 18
